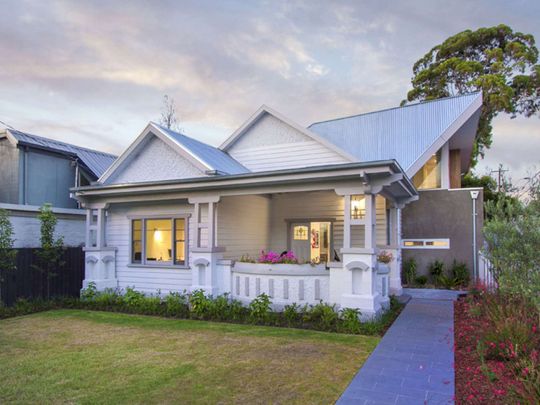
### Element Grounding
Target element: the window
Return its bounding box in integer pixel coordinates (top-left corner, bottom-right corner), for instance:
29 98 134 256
413 151 441 189
131 217 188 266
293 225 308 240
132 219 142 263
402 238 450 249
350 195 366 219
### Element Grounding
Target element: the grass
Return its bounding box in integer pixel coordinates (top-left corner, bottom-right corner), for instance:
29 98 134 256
0 309 379 404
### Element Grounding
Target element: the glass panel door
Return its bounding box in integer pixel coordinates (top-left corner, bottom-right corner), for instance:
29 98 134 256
290 222 310 263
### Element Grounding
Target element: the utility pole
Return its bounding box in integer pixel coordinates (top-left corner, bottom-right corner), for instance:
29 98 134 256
491 165 509 193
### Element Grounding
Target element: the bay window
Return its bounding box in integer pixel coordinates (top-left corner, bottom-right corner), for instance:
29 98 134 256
131 217 188 266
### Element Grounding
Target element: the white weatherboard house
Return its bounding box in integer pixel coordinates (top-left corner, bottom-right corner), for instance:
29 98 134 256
75 92 482 318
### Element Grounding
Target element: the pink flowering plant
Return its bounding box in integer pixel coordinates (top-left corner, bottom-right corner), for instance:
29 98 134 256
377 250 393 264
258 250 299 264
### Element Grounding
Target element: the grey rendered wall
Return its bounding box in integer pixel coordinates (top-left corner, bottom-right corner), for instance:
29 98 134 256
0 138 20 204
2 205 86 248
401 188 484 277
25 149 78 209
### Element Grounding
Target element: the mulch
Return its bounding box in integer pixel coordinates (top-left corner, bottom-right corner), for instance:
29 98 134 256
454 297 516 404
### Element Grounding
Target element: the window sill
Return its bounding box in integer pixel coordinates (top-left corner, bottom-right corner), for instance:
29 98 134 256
127 264 191 270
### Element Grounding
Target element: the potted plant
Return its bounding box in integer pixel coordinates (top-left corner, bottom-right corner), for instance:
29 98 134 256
376 250 393 274
234 250 328 275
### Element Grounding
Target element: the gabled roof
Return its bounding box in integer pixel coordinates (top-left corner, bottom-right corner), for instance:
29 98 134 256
99 122 248 184
309 92 483 176
155 123 248 175
219 105 357 161
2 129 117 178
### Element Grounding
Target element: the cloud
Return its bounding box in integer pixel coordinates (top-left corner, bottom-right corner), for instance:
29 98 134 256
0 0 538 179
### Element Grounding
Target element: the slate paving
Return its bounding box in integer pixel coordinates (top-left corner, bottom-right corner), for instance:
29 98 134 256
337 290 462 405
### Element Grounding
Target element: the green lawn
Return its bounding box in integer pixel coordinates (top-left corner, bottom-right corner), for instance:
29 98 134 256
0 310 379 404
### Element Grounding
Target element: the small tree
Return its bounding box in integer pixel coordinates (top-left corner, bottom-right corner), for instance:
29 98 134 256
0 209 17 305
33 204 65 299
159 94 180 130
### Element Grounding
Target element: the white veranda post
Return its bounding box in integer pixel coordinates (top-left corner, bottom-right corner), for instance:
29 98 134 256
82 203 117 291
189 196 230 296
330 190 384 318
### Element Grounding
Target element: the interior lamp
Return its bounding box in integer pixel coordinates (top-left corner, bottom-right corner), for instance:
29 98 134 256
351 195 366 220
153 228 162 242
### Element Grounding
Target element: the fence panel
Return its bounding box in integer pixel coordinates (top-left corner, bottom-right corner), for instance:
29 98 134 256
478 252 497 290
0 247 85 306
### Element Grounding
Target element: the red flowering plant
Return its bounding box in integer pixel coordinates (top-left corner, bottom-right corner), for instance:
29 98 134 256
258 250 299 264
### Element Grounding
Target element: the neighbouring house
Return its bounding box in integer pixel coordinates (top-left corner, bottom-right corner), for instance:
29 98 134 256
75 92 483 317
0 128 117 247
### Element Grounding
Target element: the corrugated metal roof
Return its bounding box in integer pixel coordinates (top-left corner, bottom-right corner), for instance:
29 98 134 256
309 92 482 172
7 129 117 178
154 123 249 175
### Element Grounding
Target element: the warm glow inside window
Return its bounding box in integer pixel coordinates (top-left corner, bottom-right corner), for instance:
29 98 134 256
413 151 441 189
351 195 366 219
132 219 142 263
131 217 187 266
174 219 186 265
146 219 172 262
403 239 450 249
293 225 308 240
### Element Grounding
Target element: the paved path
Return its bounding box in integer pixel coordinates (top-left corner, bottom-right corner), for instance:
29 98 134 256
337 290 463 405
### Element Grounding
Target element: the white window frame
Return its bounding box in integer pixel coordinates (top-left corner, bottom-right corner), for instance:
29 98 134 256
128 215 190 269
402 238 450 250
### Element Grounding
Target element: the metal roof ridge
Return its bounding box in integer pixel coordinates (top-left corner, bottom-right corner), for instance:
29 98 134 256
8 128 118 158
308 91 482 128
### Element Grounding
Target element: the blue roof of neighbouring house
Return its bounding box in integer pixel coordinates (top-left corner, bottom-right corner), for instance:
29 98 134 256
153 123 249 175
308 92 482 172
7 129 117 178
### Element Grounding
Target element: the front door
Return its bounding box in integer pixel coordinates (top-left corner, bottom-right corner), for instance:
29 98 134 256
290 221 332 263
290 222 310 262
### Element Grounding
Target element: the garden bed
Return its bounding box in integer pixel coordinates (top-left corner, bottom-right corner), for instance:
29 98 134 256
454 292 539 404
0 287 405 337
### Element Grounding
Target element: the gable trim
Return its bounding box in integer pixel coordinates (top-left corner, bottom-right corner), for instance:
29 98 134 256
406 92 482 178
219 105 356 162
99 122 212 183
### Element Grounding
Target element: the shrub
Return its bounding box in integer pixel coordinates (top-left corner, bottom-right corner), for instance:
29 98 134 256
164 292 189 318
451 260 470 287
437 274 458 289
81 282 98 301
189 290 212 320
228 298 248 322
483 181 540 310
428 260 444 279
0 208 17 305
208 294 233 321
340 308 361 334
304 302 338 331
248 293 272 324
283 303 301 326
403 258 417 285
414 275 428 286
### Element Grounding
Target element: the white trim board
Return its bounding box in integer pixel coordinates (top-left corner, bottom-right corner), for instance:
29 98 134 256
99 122 213 184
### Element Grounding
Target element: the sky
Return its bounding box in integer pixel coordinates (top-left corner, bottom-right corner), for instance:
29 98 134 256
1 0 539 183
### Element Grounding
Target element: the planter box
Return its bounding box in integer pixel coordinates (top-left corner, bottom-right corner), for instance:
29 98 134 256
233 261 329 276
376 262 390 274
